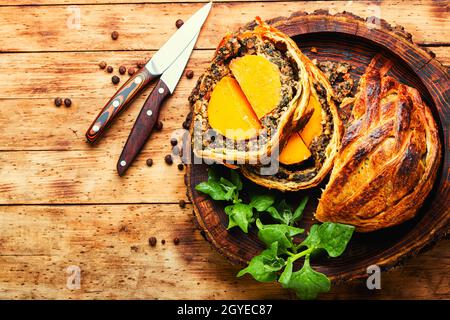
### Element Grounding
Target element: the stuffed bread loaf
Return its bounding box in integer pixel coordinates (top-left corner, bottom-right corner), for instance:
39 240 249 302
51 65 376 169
315 57 441 232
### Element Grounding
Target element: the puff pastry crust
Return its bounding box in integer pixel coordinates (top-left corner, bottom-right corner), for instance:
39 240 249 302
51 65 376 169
315 57 441 232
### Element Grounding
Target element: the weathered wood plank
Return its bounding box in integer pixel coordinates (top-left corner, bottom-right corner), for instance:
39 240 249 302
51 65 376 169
0 50 209 99
0 0 273 4
0 1 448 53
0 204 447 299
0 148 189 204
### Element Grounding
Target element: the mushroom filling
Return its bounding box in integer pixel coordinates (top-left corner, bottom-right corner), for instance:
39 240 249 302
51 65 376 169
189 34 300 154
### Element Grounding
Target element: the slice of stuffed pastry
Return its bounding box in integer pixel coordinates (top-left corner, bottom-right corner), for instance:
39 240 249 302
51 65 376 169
189 18 311 164
315 56 441 232
239 55 343 190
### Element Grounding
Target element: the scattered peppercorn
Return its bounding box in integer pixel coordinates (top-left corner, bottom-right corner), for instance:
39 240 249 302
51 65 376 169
179 199 186 208
148 236 157 247
64 98 72 107
175 19 184 29
155 120 163 131
161 239 166 245
54 97 62 107
146 158 153 167
173 237 180 245
99 61 107 69
185 69 194 79
170 138 178 146
164 154 173 165
111 31 119 40
182 121 190 130
119 65 126 75
177 163 184 171
137 61 145 69
128 67 135 76
112 75 120 84
106 66 113 73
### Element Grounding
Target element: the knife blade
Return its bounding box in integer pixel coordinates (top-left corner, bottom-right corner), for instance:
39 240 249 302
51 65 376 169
116 33 200 176
85 2 212 144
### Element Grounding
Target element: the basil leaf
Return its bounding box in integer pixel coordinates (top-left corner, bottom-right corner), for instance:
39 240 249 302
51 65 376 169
276 199 293 224
301 222 355 257
230 170 243 191
256 219 304 251
291 196 308 223
284 256 330 300
237 242 284 282
249 194 276 212
225 203 254 233
195 181 230 201
265 206 284 223
278 257 293 287
219 177 237 201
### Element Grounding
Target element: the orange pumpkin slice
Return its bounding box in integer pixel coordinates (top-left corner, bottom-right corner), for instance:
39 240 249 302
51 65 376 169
207 76 261 140
300 93 323 147
230 55 282 118
279 133 311 165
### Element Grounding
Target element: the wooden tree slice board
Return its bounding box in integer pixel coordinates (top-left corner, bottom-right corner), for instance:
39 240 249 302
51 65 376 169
186 11 449 282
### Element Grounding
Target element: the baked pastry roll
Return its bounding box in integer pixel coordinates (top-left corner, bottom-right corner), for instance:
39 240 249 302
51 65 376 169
240 55 343 190
189 18 311 163
315 57 441 232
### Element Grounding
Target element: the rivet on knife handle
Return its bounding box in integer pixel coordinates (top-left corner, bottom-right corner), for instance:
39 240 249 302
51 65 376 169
85 67 155 144
117 79 171 176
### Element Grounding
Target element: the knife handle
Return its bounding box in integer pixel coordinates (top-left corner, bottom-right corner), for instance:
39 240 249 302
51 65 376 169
117 79 171 176
86 67 156 144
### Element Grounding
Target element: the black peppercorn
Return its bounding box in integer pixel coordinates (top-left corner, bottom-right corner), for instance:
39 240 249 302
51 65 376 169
164 154 173 165
155 120 163 131
112 75 120 84
148 236 157 247
185 69 194 79
161 239 166 245
54 97 62 107
170 138 178 146
111 31 119 40
99 61 107 69
173 237 180 245
128 67 135 76
146 158 153 167
179 200 186 208
175 19 184 29
119 65 126 75
106 66 113 73
182 121 190 130
137 61 145 69
64 98 72 107
177 163 184 171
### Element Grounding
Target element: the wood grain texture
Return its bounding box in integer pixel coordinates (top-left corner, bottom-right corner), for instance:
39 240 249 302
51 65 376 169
0 1 448 52
0 204 448 299
0 0 448 300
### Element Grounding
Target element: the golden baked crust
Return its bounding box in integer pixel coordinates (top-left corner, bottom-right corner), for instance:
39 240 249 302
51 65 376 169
315 56 441 232
190 18 310 163
240 56 343 190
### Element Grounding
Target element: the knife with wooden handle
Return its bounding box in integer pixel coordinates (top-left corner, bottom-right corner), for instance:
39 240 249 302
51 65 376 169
116 80 170 176
86 68 156 143
117 32 200 176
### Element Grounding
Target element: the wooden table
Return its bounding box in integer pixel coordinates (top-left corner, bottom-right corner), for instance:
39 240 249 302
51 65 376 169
0 0 448 300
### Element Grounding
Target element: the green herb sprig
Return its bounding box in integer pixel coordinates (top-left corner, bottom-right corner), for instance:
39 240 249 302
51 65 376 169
195 167 355 299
